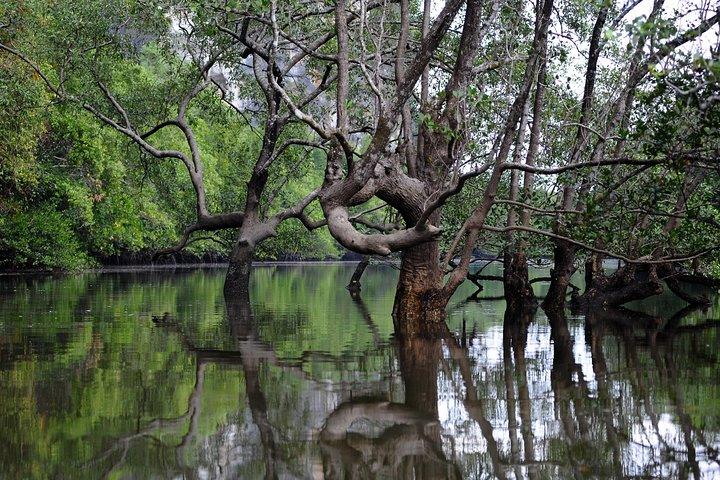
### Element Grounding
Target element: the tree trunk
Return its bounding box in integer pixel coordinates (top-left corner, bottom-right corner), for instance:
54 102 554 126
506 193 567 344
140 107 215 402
542 241 577 311
574 263 664 309
503 250 537 318
392 240 446 338
347 256 369 296
224 240 254 298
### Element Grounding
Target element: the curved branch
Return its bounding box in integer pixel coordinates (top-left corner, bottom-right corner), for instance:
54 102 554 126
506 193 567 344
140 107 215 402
499 158 664 175
324 205 441 255
153 212 245 259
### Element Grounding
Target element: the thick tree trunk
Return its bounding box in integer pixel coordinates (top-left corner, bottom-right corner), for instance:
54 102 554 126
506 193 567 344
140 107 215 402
224 240 254 298
503 250 537 318
542 241 577 311
392 240 446 338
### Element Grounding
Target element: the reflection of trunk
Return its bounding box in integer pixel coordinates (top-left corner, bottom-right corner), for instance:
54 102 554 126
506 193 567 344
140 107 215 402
443 327 508 480
546 306 593 443
397 336 441 416
542 241 576 310
393 240 446 338
584 315 622 473
653 342 703 479
224 239 254 298
350 292 382 347
320 336 458 479
242 360 278 480
225 294 279 480
502 312 537 479
547 305 574 398
396 336 450 479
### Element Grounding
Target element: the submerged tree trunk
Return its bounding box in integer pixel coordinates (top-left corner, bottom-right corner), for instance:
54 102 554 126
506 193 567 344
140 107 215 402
224 239 255 298
346 256 369 296
574 260 665 309
392 240 446 338
503 250 537 317
577 259 709 309
542 241 577 311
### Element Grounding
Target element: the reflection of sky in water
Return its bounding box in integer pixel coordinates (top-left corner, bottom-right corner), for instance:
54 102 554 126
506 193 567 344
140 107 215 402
433 310 720 479
0 264 718 479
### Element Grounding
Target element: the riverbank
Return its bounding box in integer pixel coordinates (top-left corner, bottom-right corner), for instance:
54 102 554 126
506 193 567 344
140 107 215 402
0 259 373 277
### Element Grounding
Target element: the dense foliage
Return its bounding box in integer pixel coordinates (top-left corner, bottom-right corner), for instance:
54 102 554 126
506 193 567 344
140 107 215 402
0 0 338 270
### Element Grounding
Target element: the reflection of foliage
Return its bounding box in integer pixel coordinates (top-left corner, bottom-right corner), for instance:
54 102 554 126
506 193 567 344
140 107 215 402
0 265 397 477
0 266 718 478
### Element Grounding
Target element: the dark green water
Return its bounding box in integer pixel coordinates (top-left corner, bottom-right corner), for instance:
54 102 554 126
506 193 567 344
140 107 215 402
0 264 718 479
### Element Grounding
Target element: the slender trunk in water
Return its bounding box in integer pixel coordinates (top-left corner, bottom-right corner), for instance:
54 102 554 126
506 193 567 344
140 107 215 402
392 240 446 338
346 256 369 296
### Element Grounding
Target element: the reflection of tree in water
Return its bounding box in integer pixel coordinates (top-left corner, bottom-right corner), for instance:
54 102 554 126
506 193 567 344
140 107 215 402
319 334 461 479
439 300 718 479
84 285 719 479
537 302 719 479
583 303 720 479
88 289 398 479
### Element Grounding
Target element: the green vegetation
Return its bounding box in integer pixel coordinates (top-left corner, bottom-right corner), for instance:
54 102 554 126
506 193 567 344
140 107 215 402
0 0 338 270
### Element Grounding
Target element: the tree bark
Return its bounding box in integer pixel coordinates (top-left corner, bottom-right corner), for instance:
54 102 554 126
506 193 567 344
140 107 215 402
392 239 446 338
224 239 255 298
542 241 577 311
503 250 537 317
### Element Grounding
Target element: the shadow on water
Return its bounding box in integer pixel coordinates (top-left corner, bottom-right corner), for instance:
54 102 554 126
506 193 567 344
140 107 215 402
0 264 718 479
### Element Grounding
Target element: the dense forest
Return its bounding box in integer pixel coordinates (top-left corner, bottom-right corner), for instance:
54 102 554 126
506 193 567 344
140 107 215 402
1 0 719 334
0 6 339 269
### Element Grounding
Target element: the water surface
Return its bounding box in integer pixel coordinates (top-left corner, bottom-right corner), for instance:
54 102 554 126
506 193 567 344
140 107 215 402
0 264 718 479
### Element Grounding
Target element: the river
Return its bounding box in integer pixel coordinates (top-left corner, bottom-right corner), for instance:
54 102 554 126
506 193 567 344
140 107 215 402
0 264 718 479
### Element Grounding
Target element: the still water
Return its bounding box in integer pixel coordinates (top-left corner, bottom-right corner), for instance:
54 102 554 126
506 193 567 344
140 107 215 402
0 264 718 479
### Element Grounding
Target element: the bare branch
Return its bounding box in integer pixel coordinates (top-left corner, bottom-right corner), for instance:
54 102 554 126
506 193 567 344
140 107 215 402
482 225 717 265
